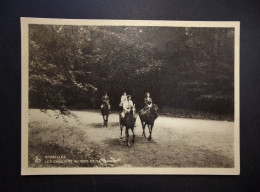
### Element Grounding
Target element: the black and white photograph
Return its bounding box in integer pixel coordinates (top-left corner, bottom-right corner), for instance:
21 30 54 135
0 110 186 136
21 18 239 175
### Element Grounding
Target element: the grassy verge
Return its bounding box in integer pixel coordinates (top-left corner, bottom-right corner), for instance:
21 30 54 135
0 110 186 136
28 122 121 168
159 106 234 121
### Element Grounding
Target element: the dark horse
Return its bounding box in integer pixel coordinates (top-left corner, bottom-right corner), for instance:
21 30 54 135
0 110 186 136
119 107 136 146
139 105 158 141
101 104 109 127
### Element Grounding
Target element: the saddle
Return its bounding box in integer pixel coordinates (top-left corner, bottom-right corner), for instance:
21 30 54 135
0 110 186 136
140 104 158 118
101 100 109 107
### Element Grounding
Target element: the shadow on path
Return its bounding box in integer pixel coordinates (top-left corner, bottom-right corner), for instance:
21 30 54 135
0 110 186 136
103 135 158 148
88 122 120 129
88 123 106 128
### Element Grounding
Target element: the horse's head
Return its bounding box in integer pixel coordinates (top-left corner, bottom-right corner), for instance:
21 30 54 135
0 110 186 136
153 104 158 112
104 100 109 106
126 104 137 127
130 104 136 115
101 103 109 115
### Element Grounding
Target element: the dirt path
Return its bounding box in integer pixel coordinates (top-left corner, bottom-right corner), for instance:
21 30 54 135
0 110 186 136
29 109 234 167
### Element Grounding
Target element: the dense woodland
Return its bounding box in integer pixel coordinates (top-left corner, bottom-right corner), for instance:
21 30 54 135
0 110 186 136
29 24 234 118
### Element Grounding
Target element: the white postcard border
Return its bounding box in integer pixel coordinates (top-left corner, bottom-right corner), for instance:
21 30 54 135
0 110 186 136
21 17 240 175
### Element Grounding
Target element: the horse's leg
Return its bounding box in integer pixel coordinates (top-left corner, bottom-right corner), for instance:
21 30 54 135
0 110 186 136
131 127 135 143
142 122 147 138
148 124 151 141
148 123 154 141
126 128 130 146
141 120 144 136
120 124 123 139
105 115 108 127
140 119 144 136
141 123 144 136
102 115 105 125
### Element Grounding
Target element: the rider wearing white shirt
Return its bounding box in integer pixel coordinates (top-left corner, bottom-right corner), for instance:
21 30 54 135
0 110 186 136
123 95 133 112
121 95 134 118
119 92 127 109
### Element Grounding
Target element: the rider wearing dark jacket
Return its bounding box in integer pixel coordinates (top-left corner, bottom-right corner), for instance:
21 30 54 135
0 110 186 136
101 92 111 113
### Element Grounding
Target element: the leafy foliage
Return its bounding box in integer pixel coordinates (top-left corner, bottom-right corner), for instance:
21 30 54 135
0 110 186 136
29 25 234 116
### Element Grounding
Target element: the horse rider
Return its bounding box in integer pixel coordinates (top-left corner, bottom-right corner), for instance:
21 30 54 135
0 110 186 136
121 95 134 118
101 92 111 114
143 92 158 118
144 92 153 107
119 91 127 112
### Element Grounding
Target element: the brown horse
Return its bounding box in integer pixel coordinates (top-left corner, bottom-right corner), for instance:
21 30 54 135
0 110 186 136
119 106 136 146
139 105 158 141
101 104 109 127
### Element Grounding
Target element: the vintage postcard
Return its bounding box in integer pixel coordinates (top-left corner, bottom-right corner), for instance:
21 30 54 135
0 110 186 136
21 18 240 175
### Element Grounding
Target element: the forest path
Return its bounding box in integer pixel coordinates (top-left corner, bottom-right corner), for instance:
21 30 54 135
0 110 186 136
29 109 234 167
